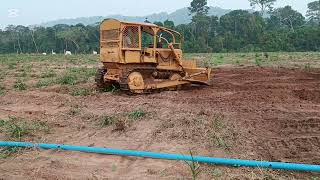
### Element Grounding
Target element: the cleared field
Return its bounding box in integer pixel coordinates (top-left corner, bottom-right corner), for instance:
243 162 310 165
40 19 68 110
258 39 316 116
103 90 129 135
0 53 319 179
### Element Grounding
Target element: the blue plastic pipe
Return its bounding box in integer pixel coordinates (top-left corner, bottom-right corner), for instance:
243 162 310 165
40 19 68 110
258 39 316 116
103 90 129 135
0 141 319 172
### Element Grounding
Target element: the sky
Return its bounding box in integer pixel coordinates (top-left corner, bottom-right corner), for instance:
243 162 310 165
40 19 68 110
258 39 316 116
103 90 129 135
0 0 314 29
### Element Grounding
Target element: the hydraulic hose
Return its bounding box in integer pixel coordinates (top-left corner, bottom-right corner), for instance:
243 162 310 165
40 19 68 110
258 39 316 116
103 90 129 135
0 141 319 172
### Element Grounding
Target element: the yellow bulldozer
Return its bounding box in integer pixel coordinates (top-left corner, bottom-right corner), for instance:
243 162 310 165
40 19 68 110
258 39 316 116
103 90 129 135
96 19 211 93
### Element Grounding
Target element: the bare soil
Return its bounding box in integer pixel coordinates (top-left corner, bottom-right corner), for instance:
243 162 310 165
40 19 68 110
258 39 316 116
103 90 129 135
0 66 319 179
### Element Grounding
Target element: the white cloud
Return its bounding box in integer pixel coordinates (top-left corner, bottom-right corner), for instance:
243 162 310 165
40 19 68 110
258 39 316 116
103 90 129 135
8 8 20 18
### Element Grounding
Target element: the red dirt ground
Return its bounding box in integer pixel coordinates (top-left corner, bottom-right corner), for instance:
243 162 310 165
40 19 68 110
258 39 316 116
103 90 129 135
0 66 319 179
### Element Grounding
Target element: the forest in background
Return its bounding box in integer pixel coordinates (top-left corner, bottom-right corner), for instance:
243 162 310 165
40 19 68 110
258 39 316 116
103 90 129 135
0 0 319 54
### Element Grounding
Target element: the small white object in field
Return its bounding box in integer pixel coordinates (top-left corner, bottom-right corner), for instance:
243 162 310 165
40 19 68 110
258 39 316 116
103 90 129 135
93 51 98 55
65 51 72 55
42 53 47 55
52 50 56 55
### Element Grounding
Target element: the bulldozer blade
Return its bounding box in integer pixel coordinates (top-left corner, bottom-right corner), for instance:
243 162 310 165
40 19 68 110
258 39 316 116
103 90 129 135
145 80 190 90
183 67 211 85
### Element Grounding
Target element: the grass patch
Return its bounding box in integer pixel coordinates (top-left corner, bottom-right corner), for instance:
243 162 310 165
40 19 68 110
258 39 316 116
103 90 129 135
211 57 224 66
128 109 147 120
99 109 147 131
100 115 127 131
13 80 27 91
0 147 22 158
210 167 223 178
184 150 201 180
71 88 92 96
234 59 241 66
40 69 56 78
209 114 232 151
304 63 311 71
57 67 96 85
0 85 5 96
58 74 78 85
100 84 120 93
213 136 231 150
69 106 81 116
101 115 118 127
7 62 17 69
0 116 50 140
213 115 225 130
35 78 55 88
255 57 263 67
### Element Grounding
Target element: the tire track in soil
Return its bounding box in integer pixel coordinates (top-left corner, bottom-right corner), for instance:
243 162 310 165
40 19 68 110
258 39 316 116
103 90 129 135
212 67 320 165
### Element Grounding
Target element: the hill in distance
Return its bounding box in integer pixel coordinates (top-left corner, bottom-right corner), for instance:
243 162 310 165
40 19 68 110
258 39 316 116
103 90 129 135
40 6 241 27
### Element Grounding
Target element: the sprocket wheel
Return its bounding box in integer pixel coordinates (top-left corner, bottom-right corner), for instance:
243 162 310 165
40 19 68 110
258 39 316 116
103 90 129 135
127 72 145 94
95 68 112 90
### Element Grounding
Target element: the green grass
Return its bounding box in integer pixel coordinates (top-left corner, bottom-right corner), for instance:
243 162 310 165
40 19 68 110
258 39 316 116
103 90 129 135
0 116 50 140
255 57 263 67
58 74 78 85
128 109 147 120
213 116 225 130
0 116 49 158
100 84 120 93
99 110 147 130
57 67 96 85
40 69 57 78
304 63 311 71
0 85 5 96
214 136 231 150
35 78 55 88
211 57 224 66
7 62 17 69
13 80 27 91
101 115 118 127
184 150 202 180
0 147 22 158
210 167 223 178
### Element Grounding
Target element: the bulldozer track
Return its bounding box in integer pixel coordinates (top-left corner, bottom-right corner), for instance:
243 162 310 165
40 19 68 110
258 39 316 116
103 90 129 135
118 67 185 94
119 67 155 94
279 118 320 135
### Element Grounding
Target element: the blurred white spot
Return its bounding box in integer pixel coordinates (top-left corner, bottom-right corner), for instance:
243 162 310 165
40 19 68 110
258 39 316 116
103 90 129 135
8 9 19 18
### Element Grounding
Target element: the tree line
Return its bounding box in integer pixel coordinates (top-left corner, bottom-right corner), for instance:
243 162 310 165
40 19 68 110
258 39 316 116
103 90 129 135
0 0 319 54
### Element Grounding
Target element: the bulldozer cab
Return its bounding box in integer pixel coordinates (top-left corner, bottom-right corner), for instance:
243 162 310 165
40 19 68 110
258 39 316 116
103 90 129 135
100 19 183 69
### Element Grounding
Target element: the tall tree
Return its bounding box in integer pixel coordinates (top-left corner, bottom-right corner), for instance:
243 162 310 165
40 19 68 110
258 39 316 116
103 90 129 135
271 6 305 31
249 0 277 16
188 0 211 52
163 19 175 29
306 0 320 25
188 0 209 15
219 10 265 51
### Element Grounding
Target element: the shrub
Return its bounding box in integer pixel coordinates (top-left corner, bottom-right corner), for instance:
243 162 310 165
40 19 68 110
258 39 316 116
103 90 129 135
13 80 27 91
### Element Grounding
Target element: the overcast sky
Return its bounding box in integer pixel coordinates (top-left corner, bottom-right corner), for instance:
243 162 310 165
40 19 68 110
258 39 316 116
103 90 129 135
0 0 314 29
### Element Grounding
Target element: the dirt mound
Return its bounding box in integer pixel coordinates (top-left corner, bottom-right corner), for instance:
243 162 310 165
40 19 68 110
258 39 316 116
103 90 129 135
0 67 319 179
